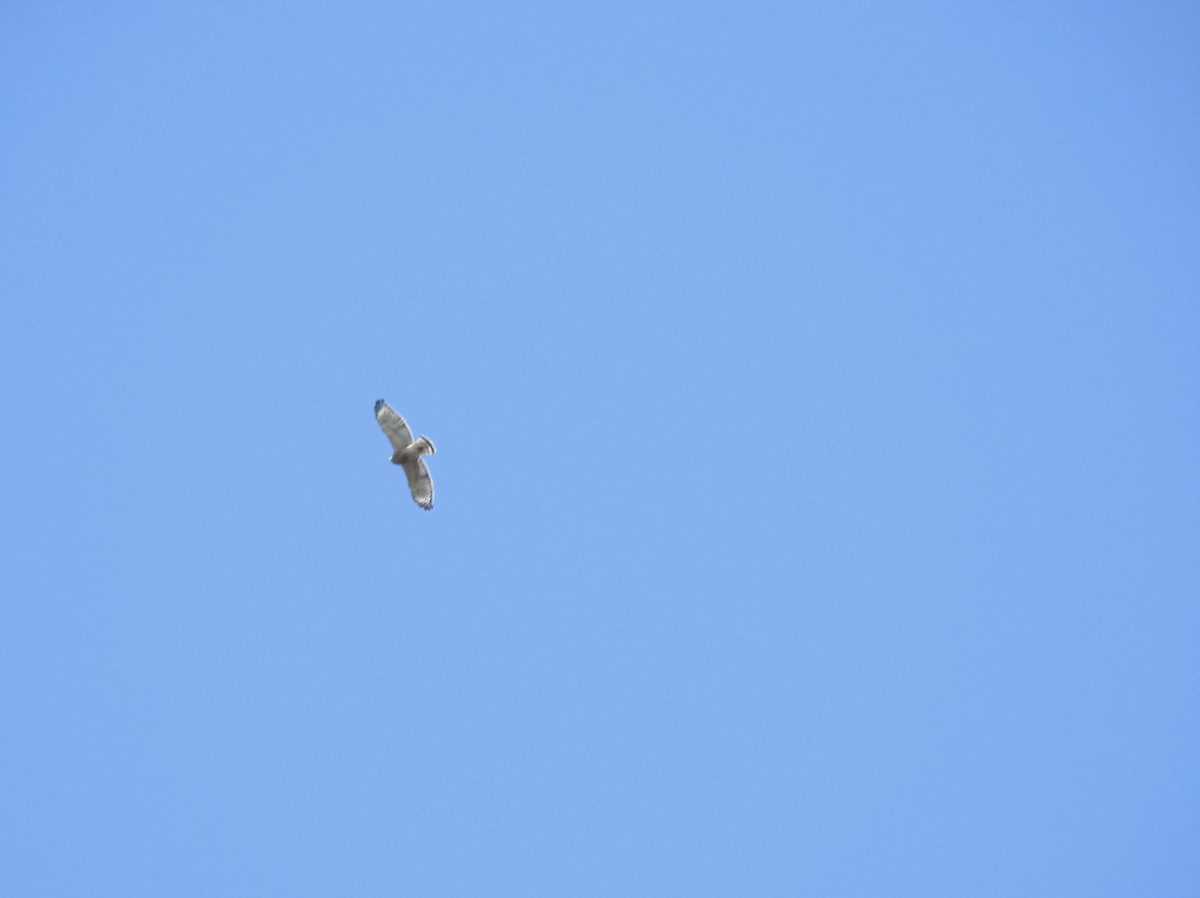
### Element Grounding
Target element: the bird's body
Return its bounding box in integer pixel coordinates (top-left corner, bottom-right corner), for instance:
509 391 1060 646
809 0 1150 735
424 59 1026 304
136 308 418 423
374 399 436 510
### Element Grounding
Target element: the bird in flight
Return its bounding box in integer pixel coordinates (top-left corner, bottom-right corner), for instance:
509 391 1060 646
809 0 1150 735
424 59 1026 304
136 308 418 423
374 399 436 510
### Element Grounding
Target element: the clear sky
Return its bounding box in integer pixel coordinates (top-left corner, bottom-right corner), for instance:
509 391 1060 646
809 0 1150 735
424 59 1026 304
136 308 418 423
2 2 1198 895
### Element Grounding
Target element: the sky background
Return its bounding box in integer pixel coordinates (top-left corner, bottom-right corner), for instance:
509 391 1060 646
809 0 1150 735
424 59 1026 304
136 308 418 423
2 1 1198 895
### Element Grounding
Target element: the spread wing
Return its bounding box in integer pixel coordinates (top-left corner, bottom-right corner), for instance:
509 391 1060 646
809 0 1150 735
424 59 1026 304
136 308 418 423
375 399 414 453
402 457 434 510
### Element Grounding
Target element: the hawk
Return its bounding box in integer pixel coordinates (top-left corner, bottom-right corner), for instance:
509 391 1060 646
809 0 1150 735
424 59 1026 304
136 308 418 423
374 399 436 510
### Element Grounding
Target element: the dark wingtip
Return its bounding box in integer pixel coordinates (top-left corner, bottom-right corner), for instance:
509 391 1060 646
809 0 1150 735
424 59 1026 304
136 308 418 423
374 399 385 411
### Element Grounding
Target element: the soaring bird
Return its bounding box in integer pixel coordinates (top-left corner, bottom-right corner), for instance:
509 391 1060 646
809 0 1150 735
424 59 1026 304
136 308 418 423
374 399 436 510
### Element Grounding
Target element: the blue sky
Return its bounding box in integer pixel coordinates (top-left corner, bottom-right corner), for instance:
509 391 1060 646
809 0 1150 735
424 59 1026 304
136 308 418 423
2 1 1198 894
